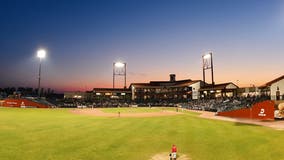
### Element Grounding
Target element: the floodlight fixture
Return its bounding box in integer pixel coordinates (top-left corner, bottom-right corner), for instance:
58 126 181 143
36 48 47 97
114 62 125 68
202 52 215 98
113 61 127 89
37 49 46 59
203 53 211 59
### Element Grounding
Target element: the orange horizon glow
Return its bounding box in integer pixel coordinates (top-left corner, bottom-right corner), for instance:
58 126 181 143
52 74 280 93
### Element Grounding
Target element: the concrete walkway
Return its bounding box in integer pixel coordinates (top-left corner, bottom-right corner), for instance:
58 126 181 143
191 110 284 130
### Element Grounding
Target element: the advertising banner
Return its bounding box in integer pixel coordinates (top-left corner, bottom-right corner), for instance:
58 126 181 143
217 100 274 120
3 98 49 108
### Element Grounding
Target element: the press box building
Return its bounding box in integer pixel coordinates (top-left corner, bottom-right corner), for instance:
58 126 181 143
130 74 205 103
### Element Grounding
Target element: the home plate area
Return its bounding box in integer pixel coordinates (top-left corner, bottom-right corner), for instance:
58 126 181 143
150 152 191 160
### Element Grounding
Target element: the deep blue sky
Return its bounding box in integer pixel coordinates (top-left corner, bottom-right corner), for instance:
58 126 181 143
1 0 284 92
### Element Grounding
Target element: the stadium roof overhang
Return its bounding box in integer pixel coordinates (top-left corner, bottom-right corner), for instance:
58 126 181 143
199 82 238 92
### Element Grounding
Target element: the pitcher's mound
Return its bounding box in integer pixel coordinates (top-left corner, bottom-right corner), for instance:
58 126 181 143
150 152 191 160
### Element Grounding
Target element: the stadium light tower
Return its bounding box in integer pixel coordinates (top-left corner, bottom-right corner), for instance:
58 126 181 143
37 49 46 97
202 52 214 87
113 62 127 88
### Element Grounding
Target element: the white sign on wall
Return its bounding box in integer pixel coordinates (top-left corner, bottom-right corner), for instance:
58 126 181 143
258 108 266 117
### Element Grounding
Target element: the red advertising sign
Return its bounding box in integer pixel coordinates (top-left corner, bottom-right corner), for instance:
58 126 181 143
251 100 274 120
3 98 49 108
217 100 275 120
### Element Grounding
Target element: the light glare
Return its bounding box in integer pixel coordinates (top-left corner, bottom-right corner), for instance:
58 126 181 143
114 62 125 68
203 54 211 59
37 49 46 59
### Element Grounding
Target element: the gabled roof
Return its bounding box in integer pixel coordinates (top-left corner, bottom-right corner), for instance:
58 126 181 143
130 79 201 88
199 82 238 91
264 75 284 86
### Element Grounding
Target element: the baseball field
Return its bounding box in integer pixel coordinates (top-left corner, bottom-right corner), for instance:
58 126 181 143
0 107 283 160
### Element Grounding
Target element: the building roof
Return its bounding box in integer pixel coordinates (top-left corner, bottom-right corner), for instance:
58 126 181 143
263 75 284 86
93 88 131 93
130 79 201 88
149 79 192 84
199 82 238 91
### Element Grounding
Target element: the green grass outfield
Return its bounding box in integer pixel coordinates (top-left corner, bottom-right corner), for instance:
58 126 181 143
0 107 283 160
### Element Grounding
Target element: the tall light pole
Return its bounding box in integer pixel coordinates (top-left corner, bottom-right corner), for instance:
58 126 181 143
37 49 46 97
202 52 214 98
202 52 214 86
113 62 126 88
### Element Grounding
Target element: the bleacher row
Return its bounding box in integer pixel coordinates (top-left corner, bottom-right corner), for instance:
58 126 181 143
66 95 271 113
180 95 271 112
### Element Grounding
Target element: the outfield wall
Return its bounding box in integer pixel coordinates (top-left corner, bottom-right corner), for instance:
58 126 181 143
217 100 275 120
3 98 49 108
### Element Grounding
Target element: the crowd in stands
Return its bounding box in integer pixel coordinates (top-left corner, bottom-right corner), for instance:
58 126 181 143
67 95 271 112
180 95 270 112
1 86 271 111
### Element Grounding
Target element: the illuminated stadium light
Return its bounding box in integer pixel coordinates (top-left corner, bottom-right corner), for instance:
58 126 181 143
113 61 127 88
37 49 46 59
202 52 215 98
203 53 211 59
36 48 47 98
114 62 125 68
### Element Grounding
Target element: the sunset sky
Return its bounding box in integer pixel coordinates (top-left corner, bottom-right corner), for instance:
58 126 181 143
0 0 284 92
